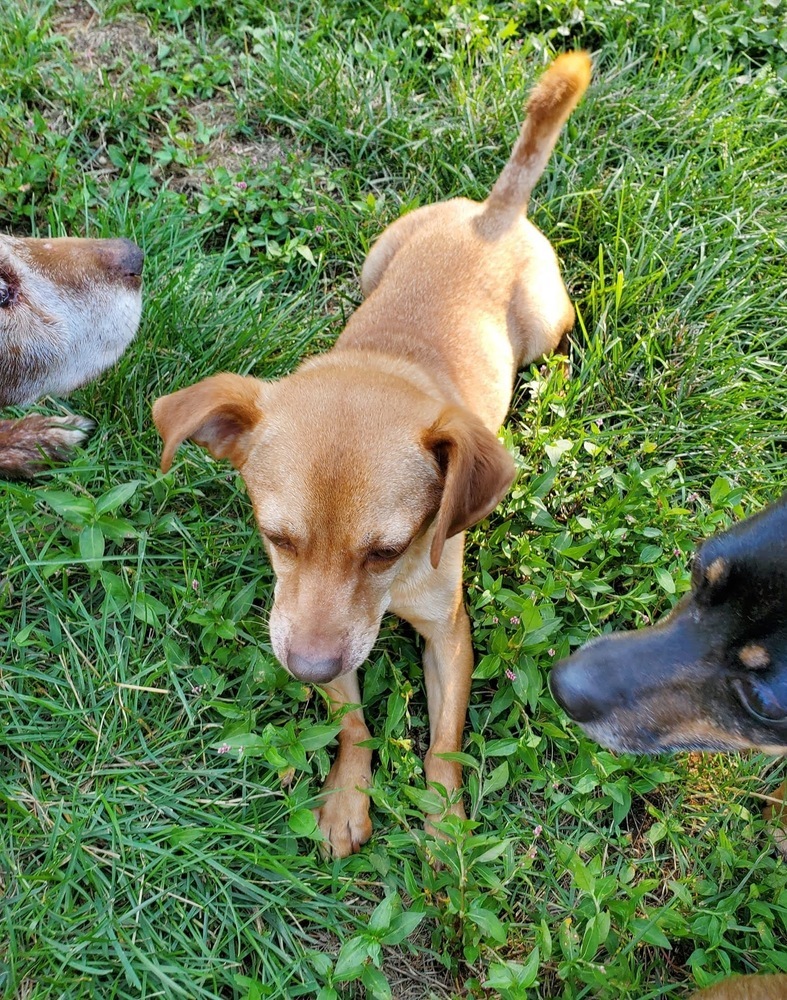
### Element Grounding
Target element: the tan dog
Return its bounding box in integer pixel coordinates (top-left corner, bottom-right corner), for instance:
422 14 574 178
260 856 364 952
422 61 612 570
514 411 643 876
153 52 591 857
691 974 787 999
0 235 143 477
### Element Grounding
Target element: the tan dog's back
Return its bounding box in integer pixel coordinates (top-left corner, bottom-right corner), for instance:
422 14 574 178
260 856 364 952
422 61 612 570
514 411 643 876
342 52 591 429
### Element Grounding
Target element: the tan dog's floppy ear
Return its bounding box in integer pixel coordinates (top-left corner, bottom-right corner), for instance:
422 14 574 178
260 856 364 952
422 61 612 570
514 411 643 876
153 373 265 472
424 405 516 568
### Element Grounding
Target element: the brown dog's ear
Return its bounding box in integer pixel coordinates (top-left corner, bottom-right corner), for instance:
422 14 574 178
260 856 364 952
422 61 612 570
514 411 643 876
152 373 266 473
423 405 516 568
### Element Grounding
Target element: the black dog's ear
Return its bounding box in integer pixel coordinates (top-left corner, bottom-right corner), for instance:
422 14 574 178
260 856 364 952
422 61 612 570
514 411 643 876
423 405 516 568
153 373 267 472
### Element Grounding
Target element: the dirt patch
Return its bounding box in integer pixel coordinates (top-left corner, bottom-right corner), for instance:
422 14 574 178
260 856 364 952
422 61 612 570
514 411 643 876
200 137 286 176
53 0 158 76
307 924 459 999
170 107 288 190
50 4 291 188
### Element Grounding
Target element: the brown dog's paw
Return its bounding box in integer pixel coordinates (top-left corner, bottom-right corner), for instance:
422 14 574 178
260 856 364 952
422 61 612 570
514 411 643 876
0 413 95 478
313 771 372 858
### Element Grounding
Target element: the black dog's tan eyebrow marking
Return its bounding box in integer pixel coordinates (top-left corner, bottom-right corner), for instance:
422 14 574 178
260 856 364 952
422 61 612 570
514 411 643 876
739 643 771 670
705 557 728 586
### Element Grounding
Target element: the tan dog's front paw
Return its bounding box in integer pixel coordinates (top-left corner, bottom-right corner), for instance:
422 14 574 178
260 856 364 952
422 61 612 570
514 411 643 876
425 796 466 840
314 772 372 858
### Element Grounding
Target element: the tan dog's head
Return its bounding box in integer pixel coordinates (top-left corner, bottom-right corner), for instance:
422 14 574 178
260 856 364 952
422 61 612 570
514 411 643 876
153 361 514 684
0 235 144 407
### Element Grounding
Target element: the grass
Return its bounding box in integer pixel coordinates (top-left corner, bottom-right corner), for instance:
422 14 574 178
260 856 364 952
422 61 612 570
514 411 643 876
1 0 787 997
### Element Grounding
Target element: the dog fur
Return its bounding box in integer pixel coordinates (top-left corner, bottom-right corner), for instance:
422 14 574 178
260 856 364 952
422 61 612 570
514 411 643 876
691 974 787 1000
0 234 143 476
550 496 787 755
154 52 591 857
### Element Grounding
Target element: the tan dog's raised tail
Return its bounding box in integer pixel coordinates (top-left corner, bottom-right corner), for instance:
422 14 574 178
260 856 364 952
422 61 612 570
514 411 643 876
154 52 591 857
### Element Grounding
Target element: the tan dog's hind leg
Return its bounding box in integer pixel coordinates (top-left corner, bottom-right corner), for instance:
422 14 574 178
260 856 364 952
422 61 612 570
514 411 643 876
393 535 473 833
313 672 373 857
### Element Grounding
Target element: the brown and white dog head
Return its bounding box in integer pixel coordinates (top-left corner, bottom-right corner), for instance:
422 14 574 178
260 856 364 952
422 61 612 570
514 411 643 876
153 358 514 684
0 235 144 407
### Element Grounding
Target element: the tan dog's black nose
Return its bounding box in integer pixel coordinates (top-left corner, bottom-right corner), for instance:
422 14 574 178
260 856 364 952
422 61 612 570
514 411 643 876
287 652 343 684
100 238 144 277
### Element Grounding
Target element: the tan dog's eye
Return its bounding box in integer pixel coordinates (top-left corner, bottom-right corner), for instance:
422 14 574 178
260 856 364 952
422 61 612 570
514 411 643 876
265 534 296 556
365 545 407 568
0 279 13 308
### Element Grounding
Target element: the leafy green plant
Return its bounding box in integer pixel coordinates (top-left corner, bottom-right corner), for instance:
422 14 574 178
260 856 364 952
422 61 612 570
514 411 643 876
196 158 322 265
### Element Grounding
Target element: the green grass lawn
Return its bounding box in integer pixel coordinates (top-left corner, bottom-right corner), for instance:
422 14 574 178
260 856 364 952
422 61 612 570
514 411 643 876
2 1 787 997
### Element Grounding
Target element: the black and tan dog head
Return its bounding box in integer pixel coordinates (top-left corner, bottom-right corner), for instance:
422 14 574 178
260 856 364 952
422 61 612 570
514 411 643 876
550 495 787 754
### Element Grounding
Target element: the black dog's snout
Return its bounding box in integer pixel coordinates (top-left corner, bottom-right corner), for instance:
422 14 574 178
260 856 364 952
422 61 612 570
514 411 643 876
549 656 606 724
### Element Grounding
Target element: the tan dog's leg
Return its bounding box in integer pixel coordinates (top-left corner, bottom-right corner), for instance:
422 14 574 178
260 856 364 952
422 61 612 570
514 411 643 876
764 780 787 858
420 603 473 831
314 672 373 857
393 535 472 832
691 973 787 999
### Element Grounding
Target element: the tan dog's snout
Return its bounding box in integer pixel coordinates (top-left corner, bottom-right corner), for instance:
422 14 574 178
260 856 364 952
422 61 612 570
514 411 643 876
268 585 359 683
287 652 343 684
273 602 368 683
269 580 384 683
